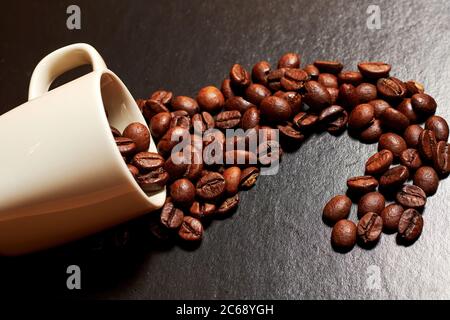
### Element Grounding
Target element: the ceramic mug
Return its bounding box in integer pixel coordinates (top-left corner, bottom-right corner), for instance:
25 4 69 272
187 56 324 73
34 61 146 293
0 43 166 256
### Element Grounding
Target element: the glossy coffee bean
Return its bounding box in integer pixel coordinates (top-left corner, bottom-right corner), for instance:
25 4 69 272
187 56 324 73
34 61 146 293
136 168 169 192
189 201 216 219
171 96 199 116
405 80 425 96
245 83 271 105
274 91 302 115
397 98 419 123
396 185 427 209
433 141 450 176
280 68 309 91
357 212 383 244
252 61 271 85
368 99 391 119
294 112 319 131
197 86 225 114
196 172 226 201
150 90 173 106
318 73 338 88
260 96 292 123
377 77 407 101
215 110 242 129
178 216 203 241
132 152 164 172
338 84 359 109
157 127 190 157
267 68 286 91
399 149 422 171
110 126 121 137
365 149 394 175
150 112 171 139
355 83 377 103
358 62 391 79
380 204 404 232
223 166 241 195
303 81 332 112
326 87 339 105
115 137 137 157
313 60 343 74
413 166 439 196
221 79 236 100
331 220 357 250
170 178 196 206
323 195 352 223
418 129 437 161
230 64 251 88
225 97 255 115
127 164 139 178
160 201 184 229
278 52 300 68
319 105 348 134
403 124 424 148
425 115 449 142
359 119 383 143
170 113 191 130
277 123 305 141
379 165 409 189
357 192 385 218
346 176 379 194
378 133 407 158
398 209 423 242
240 166 260 189
348 104 375 130
380 107 410 132
411 93 437 116
303 64 320 79
337 71 363 85
217 194 240 215
143 99 170 121
241 107 260 130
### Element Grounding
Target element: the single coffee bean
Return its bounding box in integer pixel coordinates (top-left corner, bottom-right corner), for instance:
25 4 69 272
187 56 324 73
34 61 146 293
274 91 302 115
405 80 425 96
331 220 357 250
359 119 383 143
433 141 450 176
157 126 190 157
245 83 271 105
241 107 260 130
260 96 292 123
217 194 240 215
347 176 379 194
404 124 424 148
377 77 407 101
313 60 343 74
171 96 199 116
132 152 164 172
240 166 260 189
318 73 338 88
337 71 363 85
110 126 121 137
397 98 419 123
368 99 391 119
398 209 423 242
348 104 375 130
170 178 196 206
358 61 391 79
223 166 241 195
277 123 305 141
358 191 385 218
150 112 171 139
379 165 409 189
160 201 184 229
150 90 173 106
215 110 242 129
143 99 170 121
418 129 437 161
396 185 427 209
196 172 226 200
327 87 339 105
252 61 271 85
302 64 319 79
338 83 359 109
278 52 300 69
136 168 169 193
294 112 319 131
355 83 377 103
189 201 216 219
221 79 236 100
413 166 439 196
411 93 437 116
425 115 449 142
357 212 383 244
197 86 225 114
178 216 203 241
323 195 352 223
224 96 256 114
280 68 309 91
380 204 404 232
319 105 348 134
115 137 137 157
399 149 422 171
380 107 410 132
378 133 407 158
127 164 139 178
365 149 394 175
230 64 251 88
303 81 332 112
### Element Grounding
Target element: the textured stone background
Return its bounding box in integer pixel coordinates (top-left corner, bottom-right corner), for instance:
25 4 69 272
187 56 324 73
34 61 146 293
1 0 450 299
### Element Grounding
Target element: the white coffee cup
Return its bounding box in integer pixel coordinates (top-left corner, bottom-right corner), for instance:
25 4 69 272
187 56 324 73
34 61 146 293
0 43 166 256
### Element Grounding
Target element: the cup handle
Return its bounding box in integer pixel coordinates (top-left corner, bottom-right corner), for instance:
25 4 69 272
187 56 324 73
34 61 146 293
28 43 108 101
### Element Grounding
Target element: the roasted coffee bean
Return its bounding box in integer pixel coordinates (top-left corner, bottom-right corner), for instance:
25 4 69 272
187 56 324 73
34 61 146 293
110 126 121 137
143 99 170 120
189 201 216 219
348 104 375 130
223 166 242 195
281 68 309 91
378 133 407 158
411 93 437 116
278 52 301 68
346 176 379 194
196 172 226 200
331 220 357 249
379 165 409 189
318 73 338 89
240 166 260 189
380 204 404 232
418 129 437 161
260 96 292 123
327 87 339 105
221 79 236 100
397 98 419 123
413 166 439 196
357 62 391 79
217 194 240 215
230 64 251 88
425 115 449 142
171 96 199 116
398 209 423 242
358 192 385 218
377 77 407 101
313 60 343 74
224 150 258 166
178 216 203 241
150 112 171 139
369 99 391 119
157 127 190 157
396 185 427 209
357 212 383 244
337 71 363 85
433 141 450 176
355 83 377 103
160 202 184 229
215 110 242 129
380 108 410 132
405 80 425 96
245 83 271 105
323 195 352 223
170 178 196 206
132 152 164 172
399 149 422 171
191 112 215 133
277 123 305 141
115 137 137 157
241 107 260 130
150 90 173 106
338 83 359 109
224 96 256 114
170 114 191 130
303 64 320 79
319 105 348 134
127 164 139 178
404 125 424 148
365 149 394 175
303 81 332 112
252 61 271 85
267 68 286 91
136 168 169 192
274 91 302 115
294 112 319 131
197 86 225 114
359 119 383 143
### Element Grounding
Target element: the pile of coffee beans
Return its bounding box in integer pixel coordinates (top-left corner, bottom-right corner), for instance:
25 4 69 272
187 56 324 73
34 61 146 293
109 53 448 253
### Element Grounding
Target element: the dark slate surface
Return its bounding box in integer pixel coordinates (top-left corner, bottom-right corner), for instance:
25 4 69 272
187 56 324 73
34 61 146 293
1 0 450 299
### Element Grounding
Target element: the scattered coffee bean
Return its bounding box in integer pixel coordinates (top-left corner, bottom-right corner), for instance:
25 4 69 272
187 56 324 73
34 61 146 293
215 110 242 129
260 96 292 123
274 91 302 115
136 168 169 193
240 166 260 189
304 64 320 79
171 96 199 116
396 185 427 209
241 107 260 130
160 201 184 229
314 60 343 74
397 98 419 123
132 152 164 172
281 68 309 91
425 115 449 142
380 107 410 132
178 216 203 241
359 119 383 143
399 148 422 171
358 192 385 218
252 61 271 85
347 176 379 194
150 112 171 139
369 99 391 119
411 93 437 116
223 166 242 195
405 80 425 96
348 104 375 130
294 112 319 131
221 79 236 100
230 64 251 88
418 129 437 162
303 81 332 112
355 83 377 103
358 62 391 79
150 90 173 106
379 165 409 189
380 204 404 232
319 105 348 134
339 83 359 109
277 123 305 141
365 149 394 175
197 86 225 114
377 77 407 101
357 212 383 244
189 201 216 219
170 178 196 206
331 220 357 249
433 141 450 176
225 96 256 114
413 166 439 196
278 52 300 68
378 133 407 158
196 172 226 201
143 99 169 120
337 71 363 85
217 194 240 215
404 124 424 148
318 73 338 89
326 87 339 105
115 137 137 157
323 195 352 223
398 209 423 242
267 68 286 91
245 83 271 105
